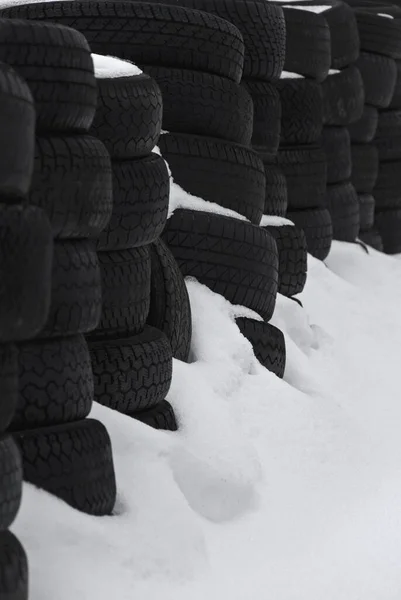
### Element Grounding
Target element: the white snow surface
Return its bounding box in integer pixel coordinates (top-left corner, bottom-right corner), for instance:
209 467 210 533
378 12 394 18
14 241 401 599
260 215 294 227
282 4 332 13
92 54 142 78
328 68 341 75
280 70 304 79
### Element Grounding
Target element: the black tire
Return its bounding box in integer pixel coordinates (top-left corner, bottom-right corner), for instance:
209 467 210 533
321 126 352 184
359 227 383 251
0 19 96 133
2 1 245 83
0 63 35 199
243 80 281 155
262 224 307 297
89 247 150 340
275 145 327 210
144 66 253 145
0 435 22 530
236 317 286 378
12 335 93 431
282 7 331 80
354 9 401 59
0 346 17 432
358 194 375 230
348 105 378 143
375 208 401 254
277 76 323 146
351 143 378 193
0 531 28 600
91 72 162 159
286 208 333 261
374 160 401 209
263 163 288 217
374 110 401 161
97 153 169 251
40 240 102 339
390 60 401 109
322 65 364 126
88 326 172 413
148 239 192 362
159 133 265 224
326 182 360 242
0 205 53 343
133 400 177 431
355 51 396 109
29 135 112 239
162 209 279 320
124 0 286 82
14 419 116 516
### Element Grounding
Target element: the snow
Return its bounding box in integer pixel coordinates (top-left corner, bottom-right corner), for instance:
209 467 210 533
92 54 142 78
282 4 332 13
378 13 394 19
328 68 341 75
13 241 401 600
260 215 294 227
280 70 304 79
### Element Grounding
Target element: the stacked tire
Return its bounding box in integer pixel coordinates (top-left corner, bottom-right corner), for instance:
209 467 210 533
0 18 117 516
0 60 54 600
273 4 333 262
352 4 401 253
86 55 177 431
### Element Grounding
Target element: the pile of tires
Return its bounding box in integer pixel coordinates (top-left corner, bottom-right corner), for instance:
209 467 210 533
0 58 54 599
0 18 117 517
352 3 401 254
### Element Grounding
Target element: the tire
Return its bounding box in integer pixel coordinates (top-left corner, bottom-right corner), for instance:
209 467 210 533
97 153 169 251
88 326 173 413
326 182 360 242
0 19 96 133
12 335 93 431
277 76 323 146
89 247 151 340
0 531 28 600
14 419 116 516
389 60 401 109
40 240 102 339
0 346 17 432
375 208 401 254
91 72 162 159
358 194 375 231
0 63 35 199
282 7 330 80
162 209 279 320
243 80 280 155
29 135 113 239
263 163 288 217
2 1 245 83
354 9 401 59
236 317 286 378
262 224 307 297
359 227 383 251
275 145 327 210
133 400 177 431
322 65 364 126
148 239 192 362
0 435 22 530
144 66 253 145
159 133 265 224
348 105 378 143
0 205 53 343
350 144 378 193
374 110 401 161
321 126 352 184
355 52 396 109
286 208 333 261
374 160 401 209
123 0 286 82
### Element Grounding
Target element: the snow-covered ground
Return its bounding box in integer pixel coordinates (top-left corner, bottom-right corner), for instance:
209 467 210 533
14 241 401 600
